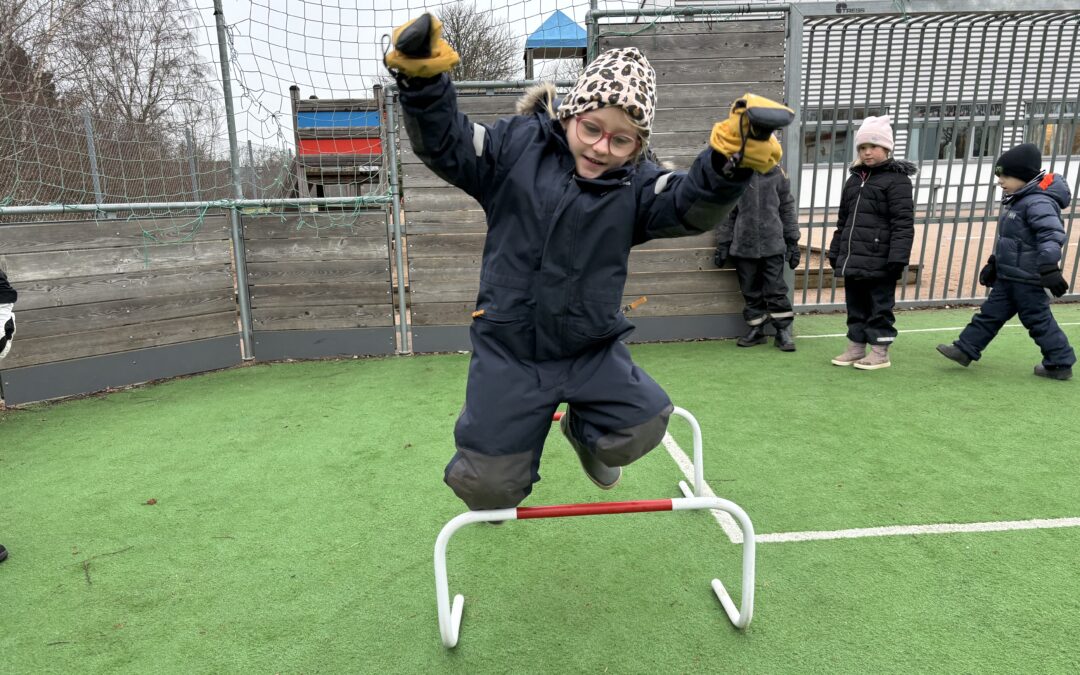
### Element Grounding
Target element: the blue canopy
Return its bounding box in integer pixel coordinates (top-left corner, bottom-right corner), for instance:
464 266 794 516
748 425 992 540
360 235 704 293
525 10 586 51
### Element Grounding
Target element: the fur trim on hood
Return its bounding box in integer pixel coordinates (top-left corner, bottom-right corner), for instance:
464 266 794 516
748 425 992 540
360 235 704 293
851 158 918 176
516 82 559 118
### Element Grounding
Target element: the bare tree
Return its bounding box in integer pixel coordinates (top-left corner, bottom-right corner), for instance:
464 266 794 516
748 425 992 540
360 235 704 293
0 0 97 108
438 2 520 82
56 0 215 135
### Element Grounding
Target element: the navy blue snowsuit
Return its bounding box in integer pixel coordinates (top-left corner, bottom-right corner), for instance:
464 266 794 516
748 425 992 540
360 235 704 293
954 173 1075 368
398 76 749 509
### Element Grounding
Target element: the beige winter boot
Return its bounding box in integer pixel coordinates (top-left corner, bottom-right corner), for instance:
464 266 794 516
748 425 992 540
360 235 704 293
831 341 866 366
853 344 891 370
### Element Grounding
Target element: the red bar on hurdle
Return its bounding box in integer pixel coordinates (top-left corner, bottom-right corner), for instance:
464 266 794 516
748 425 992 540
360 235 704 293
516 499 673 519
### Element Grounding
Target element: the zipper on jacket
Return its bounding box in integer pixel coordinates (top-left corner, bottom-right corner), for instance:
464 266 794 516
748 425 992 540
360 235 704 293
841 172 867 277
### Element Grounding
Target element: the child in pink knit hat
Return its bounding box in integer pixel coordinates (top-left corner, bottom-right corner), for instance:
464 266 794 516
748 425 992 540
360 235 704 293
827 115 916 370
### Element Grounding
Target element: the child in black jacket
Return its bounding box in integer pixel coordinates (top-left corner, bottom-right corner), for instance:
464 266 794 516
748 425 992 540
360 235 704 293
715 165 800 351
828 115 915 370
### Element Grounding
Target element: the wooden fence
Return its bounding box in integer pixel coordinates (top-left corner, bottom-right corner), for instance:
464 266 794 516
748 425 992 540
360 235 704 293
0 215 242 404
0 208 398 405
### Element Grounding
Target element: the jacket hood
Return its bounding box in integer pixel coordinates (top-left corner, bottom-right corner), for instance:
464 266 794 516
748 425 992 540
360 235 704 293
515 82 559 117
1007 172 1072 208
851 157 918 176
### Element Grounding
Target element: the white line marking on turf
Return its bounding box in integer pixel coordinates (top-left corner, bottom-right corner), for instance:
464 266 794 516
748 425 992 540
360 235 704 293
661 436 1080 544
756 517 1080 543
662 433 743 544
799 321 1080 339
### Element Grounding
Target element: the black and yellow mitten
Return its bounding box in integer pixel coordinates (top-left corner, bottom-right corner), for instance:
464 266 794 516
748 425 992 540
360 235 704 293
710 94 794 174
383 13 460 79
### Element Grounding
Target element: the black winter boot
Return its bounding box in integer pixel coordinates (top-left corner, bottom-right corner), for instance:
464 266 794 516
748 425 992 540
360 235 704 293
936 343 972 367
774 326 796 352
1034 364 1072 381
737 324 768 347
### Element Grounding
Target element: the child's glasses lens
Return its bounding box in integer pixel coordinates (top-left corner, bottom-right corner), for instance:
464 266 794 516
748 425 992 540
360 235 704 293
576 119 638 158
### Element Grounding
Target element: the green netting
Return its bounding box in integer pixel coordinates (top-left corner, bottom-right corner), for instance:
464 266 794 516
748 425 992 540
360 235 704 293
0 0 638 220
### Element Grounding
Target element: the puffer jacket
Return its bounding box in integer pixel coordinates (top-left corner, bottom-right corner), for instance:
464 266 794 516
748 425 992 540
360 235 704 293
828 158 917 279
398 76 750 361
994 172 1072 285
0 267 16 303
715 166 798 258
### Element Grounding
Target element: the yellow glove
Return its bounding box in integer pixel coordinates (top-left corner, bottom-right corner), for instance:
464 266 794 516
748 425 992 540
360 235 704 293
383 13 460 79
710 94 794 174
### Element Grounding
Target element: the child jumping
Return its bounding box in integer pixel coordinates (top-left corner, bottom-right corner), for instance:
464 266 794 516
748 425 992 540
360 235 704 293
714 165 800 351
383 14 791 509
828 115 915 370
936 143 1074 380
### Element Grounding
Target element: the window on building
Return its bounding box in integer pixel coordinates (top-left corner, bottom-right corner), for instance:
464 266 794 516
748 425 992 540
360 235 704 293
1028 100 1080 156
908 102 1004 161
802 105 889 165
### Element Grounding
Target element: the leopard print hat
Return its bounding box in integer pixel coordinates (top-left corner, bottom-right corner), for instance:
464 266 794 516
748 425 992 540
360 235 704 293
558 47 657 141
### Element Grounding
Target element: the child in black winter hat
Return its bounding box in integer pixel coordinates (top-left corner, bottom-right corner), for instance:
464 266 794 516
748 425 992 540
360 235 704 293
936 143 1075 380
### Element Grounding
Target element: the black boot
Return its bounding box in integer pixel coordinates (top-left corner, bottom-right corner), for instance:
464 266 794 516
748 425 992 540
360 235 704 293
1034 364 1072 381
936 343 972 367
774 326 796 352
737 324 768 347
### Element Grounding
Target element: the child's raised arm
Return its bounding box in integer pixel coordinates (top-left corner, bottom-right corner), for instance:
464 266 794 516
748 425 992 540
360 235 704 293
384 13 518 200
634 95 792 243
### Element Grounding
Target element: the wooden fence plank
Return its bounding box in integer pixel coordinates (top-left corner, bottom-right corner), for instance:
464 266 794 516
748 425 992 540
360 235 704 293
0 216 230 255
12 266 235 312
651 57 784 85
404 188 481 212
246 259 390 284
252 304 393 330
2 312 238 369
599 20 786 37
406 233 485 258
243 212 387 239
244 237 388 263
601 31 786 59
249 281 391 307
4 241 233 282
404 210 487 235
16 291 237 339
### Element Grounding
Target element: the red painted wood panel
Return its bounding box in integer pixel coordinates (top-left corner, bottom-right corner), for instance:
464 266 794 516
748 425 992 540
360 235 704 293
299 138 382 155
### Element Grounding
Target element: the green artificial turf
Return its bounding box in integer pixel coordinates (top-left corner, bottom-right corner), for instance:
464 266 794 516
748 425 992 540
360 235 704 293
1 305 1078 673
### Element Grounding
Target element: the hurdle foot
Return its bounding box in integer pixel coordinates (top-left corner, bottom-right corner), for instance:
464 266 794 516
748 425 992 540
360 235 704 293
440 594 465 648
711 579 750 629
